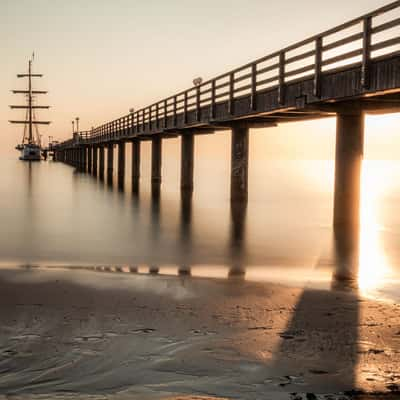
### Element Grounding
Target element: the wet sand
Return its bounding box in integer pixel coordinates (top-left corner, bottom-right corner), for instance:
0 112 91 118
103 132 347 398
0 267 399 399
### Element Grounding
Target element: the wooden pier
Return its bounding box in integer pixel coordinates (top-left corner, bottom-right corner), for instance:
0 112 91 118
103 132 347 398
53 1 400 227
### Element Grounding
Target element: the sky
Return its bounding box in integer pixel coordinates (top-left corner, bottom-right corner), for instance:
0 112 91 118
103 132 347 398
0 0 399 158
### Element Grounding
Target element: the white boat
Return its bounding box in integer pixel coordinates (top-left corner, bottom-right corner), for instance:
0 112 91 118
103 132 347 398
9 55 51 161
18 144 41 161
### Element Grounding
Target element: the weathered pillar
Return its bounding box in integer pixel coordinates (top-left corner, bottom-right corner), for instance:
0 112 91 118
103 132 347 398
81 147 87 171
117 141 125 189
88 146 92 173
131 139 141 194
151 136 162 195
93 146 98 176
129 266 138 274
181 133 194 192
333 111 364 228
99 146 105 180
76 148 79 169
75 148 79 169
107 143 114 184
78 147 84 170
149 265 160 275
230 123 249 202
77 148 81 168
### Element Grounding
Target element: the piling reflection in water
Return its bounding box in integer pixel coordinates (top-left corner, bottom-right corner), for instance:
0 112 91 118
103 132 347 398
228 201 247 278
179 190 193 276
2 158 400 303
332 223 360 289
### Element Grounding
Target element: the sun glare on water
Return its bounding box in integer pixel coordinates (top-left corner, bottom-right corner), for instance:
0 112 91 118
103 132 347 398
358 161 392 297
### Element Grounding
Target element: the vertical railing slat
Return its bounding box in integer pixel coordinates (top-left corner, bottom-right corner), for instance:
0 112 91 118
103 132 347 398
149 106 152 131
229 72 234 115
156 103 159 130
278 52 285 105
211 80 216 119
314 37 323 98
196 86 201 122
361 16 372 89
164 99 168 129
174 96 177 127
184 91 188 124
250 64 257 111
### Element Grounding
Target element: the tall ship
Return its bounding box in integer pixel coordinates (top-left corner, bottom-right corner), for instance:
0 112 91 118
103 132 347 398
9 55 50 161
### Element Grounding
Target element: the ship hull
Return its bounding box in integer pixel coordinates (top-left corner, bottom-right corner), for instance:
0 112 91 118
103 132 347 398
19 144 41 161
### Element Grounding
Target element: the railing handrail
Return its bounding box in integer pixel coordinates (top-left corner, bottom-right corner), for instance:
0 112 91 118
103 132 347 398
54 0 400 148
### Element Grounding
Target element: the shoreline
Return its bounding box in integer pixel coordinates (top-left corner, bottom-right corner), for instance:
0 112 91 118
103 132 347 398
0 267 399 399
1 262 399 304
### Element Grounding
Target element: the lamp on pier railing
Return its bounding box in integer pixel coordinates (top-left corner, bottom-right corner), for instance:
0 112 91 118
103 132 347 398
75 117 80 132
72 120 75 134
193 77 203 87
129 108 135 114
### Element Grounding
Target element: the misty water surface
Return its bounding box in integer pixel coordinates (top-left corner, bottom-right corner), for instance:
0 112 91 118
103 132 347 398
1 139 400 301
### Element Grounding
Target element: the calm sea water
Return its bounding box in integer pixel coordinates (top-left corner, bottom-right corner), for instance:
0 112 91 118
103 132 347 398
1 141 400 302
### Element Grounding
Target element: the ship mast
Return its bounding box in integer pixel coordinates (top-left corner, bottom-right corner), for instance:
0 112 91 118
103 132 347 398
9 54 51 148
28 59 33 144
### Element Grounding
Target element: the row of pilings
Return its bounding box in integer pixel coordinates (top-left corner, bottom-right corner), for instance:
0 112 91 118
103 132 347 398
55 123 250 201
55 109 364 230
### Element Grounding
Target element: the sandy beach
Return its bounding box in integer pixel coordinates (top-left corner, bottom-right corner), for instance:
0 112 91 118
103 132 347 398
0 267 399 399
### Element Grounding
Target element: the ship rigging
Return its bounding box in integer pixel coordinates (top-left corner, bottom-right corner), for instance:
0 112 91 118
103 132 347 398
9 54 51 161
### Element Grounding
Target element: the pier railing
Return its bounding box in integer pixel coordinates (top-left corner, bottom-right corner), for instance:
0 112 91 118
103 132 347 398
74 1 399 144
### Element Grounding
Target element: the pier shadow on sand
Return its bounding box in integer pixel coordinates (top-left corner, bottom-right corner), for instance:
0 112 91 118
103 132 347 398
265 221 361 394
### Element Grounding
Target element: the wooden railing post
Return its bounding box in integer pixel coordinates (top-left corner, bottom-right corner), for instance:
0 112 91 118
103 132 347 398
361 16 372 90
129 112 134 136
149 106 153 131
184 91 188 124
314 36 323 98
174 96 177 126
229 72 234 115
278 51 285 105
134 113 138 134
156 103 159 130
250 64 257 111
211 80 216 119
196 85 201 122
164 99 168 129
